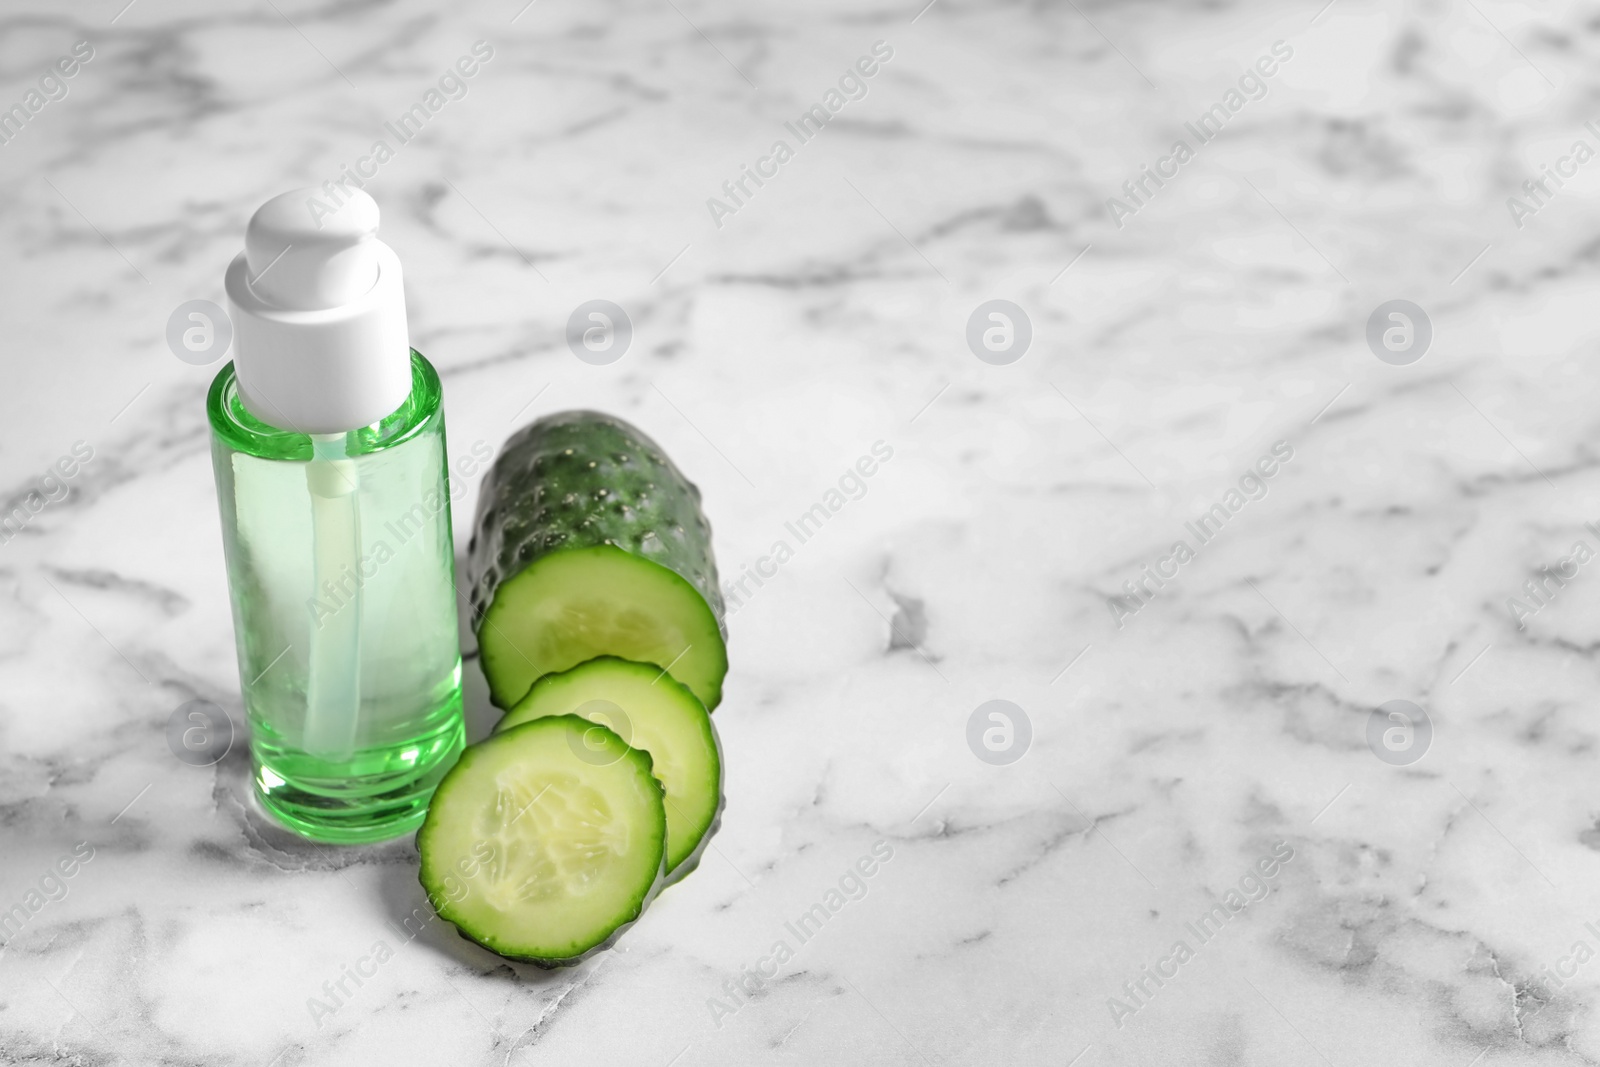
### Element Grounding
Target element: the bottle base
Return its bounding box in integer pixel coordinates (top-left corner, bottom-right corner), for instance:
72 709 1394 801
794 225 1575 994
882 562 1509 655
253 715 465 845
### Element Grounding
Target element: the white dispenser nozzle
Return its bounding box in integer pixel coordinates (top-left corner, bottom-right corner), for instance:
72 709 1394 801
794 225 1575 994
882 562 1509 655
224 188 411 435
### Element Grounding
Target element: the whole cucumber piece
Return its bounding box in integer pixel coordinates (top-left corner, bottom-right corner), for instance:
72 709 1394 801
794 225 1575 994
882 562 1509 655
468 411 728 710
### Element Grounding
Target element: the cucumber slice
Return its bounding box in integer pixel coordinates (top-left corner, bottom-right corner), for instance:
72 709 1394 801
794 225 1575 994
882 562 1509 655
496 656 723 879
468 411 728 711
418 715 666 966
477 544 726 716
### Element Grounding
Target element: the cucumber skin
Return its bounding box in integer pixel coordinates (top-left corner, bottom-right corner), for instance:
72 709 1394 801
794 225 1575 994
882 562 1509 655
467 410 727 642
418 716 667 969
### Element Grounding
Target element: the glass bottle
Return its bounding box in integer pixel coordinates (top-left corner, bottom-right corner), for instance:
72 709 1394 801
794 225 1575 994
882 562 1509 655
209 353 463 842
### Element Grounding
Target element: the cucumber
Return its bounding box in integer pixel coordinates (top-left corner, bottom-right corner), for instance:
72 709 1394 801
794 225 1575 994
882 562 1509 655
496 656 722 879
468 411 728 711
417 715 666 966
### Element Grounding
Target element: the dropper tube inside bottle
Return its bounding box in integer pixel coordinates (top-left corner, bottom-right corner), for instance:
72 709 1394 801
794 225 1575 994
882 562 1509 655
304 432 362 761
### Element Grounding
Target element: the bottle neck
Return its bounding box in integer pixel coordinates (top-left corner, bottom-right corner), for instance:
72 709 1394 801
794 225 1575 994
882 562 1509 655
208 350 441 462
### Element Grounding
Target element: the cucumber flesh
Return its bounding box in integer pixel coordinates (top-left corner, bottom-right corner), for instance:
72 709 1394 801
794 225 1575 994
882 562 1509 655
478 544 727 711
497 656 722 879
418 715 665 966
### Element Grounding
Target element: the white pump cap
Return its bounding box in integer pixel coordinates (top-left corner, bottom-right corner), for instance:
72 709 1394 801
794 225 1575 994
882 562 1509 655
224 188 411 434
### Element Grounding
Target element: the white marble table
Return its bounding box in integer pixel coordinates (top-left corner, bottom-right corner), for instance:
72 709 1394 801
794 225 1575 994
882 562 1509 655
3 0 1599 1063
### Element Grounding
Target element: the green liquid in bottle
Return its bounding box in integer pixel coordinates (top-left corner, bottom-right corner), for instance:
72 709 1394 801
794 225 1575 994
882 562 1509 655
208 351 464 843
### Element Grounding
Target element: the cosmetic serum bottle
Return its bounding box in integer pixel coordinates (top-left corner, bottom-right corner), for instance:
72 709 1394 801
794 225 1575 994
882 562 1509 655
208 188 464 843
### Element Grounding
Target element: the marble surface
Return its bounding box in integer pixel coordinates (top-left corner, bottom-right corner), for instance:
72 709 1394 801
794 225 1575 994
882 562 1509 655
3 0 1600 1063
